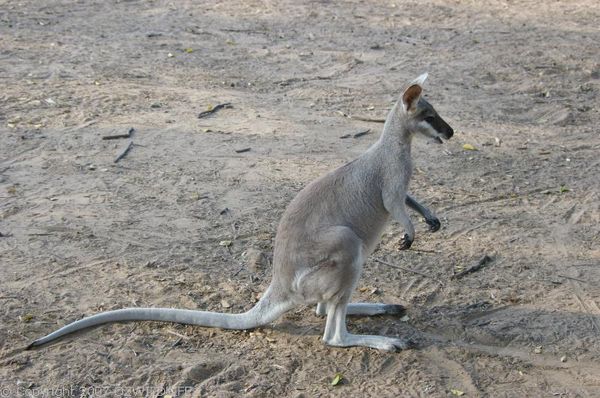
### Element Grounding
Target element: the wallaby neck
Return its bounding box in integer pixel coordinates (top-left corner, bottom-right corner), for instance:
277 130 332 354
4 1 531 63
372 103 413 158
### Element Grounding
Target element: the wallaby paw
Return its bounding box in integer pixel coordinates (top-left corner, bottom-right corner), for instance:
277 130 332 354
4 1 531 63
398 234 413 250
426 217 441 232
383 337 416 352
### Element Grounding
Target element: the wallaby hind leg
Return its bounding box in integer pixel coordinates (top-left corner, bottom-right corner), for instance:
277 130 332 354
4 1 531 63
316 256 413 351
406 194 440 232
322 296 413 351
316 302 405 317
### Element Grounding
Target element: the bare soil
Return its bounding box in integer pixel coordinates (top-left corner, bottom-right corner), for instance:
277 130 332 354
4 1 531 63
1 1 599 397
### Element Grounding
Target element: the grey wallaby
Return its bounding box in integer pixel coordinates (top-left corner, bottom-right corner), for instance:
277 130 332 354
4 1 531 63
28 73 454 351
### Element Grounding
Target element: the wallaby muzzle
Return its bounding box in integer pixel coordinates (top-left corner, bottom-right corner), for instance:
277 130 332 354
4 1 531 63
432 117 454 143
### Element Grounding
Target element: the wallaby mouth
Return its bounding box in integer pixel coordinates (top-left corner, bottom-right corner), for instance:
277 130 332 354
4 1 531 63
435 127 454 143
428 122 453 144
433 130 452 144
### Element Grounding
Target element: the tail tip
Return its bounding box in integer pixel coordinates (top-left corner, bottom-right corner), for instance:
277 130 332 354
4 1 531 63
24 340 40 350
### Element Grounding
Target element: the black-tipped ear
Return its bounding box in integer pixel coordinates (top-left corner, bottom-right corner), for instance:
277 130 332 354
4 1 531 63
402 84 422 112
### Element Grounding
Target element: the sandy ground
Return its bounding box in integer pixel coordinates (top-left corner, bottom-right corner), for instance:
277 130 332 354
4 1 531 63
1 0 600 397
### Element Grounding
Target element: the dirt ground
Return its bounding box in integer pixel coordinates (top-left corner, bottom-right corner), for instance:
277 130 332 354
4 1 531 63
1 0 599 397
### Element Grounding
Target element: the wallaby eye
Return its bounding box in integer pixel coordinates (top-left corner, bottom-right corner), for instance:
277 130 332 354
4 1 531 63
424 116 436 124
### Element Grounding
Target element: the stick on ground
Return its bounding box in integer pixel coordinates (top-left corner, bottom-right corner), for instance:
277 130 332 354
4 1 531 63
442 187 555 212
114 141 134 163
373 257 444 285
449 220 493 240
353 129 371 138
336 111 386 123
340 129 371 139
451 255 494 280
350 115 386 123
102 127 134 140
198 103 232 119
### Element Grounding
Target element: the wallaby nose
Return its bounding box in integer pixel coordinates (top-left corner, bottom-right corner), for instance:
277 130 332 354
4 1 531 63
446 127 454 139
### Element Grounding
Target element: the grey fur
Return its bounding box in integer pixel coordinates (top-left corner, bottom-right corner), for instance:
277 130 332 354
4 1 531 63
27 73 453 351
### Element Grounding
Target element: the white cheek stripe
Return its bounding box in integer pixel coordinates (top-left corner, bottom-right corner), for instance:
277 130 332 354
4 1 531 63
417 121 440 137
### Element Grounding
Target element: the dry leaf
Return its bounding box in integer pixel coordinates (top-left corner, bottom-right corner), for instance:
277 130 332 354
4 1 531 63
331 373 343 386
450 389 464 396
21 313 34 323
219 240 232 247
463 143 477 151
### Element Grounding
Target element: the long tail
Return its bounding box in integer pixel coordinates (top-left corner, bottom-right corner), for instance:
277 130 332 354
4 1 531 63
26 286 291 349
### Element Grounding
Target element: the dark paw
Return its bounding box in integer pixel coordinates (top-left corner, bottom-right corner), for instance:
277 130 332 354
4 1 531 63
425 217 441 232
384 304 407 316
398 234 413 250
387 337 417 351
401 338 418 350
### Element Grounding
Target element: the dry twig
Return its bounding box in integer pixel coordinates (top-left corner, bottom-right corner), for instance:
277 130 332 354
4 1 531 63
198 103 232 118
102 127 134 140
451 255 494 280
373 257 443 285
114 141 134 163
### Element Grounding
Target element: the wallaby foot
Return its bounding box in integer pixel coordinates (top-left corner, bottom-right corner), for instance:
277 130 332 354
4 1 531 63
316 302 405 317
327 333 414 352
398 233 414 250
322 300 413 352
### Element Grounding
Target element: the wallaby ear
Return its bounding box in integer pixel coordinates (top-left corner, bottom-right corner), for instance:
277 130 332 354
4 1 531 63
412 72 428 86
401 73 428 112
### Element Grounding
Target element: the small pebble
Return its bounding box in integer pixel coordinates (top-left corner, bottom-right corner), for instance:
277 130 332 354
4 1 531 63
221 300 232 308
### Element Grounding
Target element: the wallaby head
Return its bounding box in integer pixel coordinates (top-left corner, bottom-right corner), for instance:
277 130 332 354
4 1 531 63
397 73 454 143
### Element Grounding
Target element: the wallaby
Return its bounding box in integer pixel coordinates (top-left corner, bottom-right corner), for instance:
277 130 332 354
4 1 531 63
27 73 453 351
